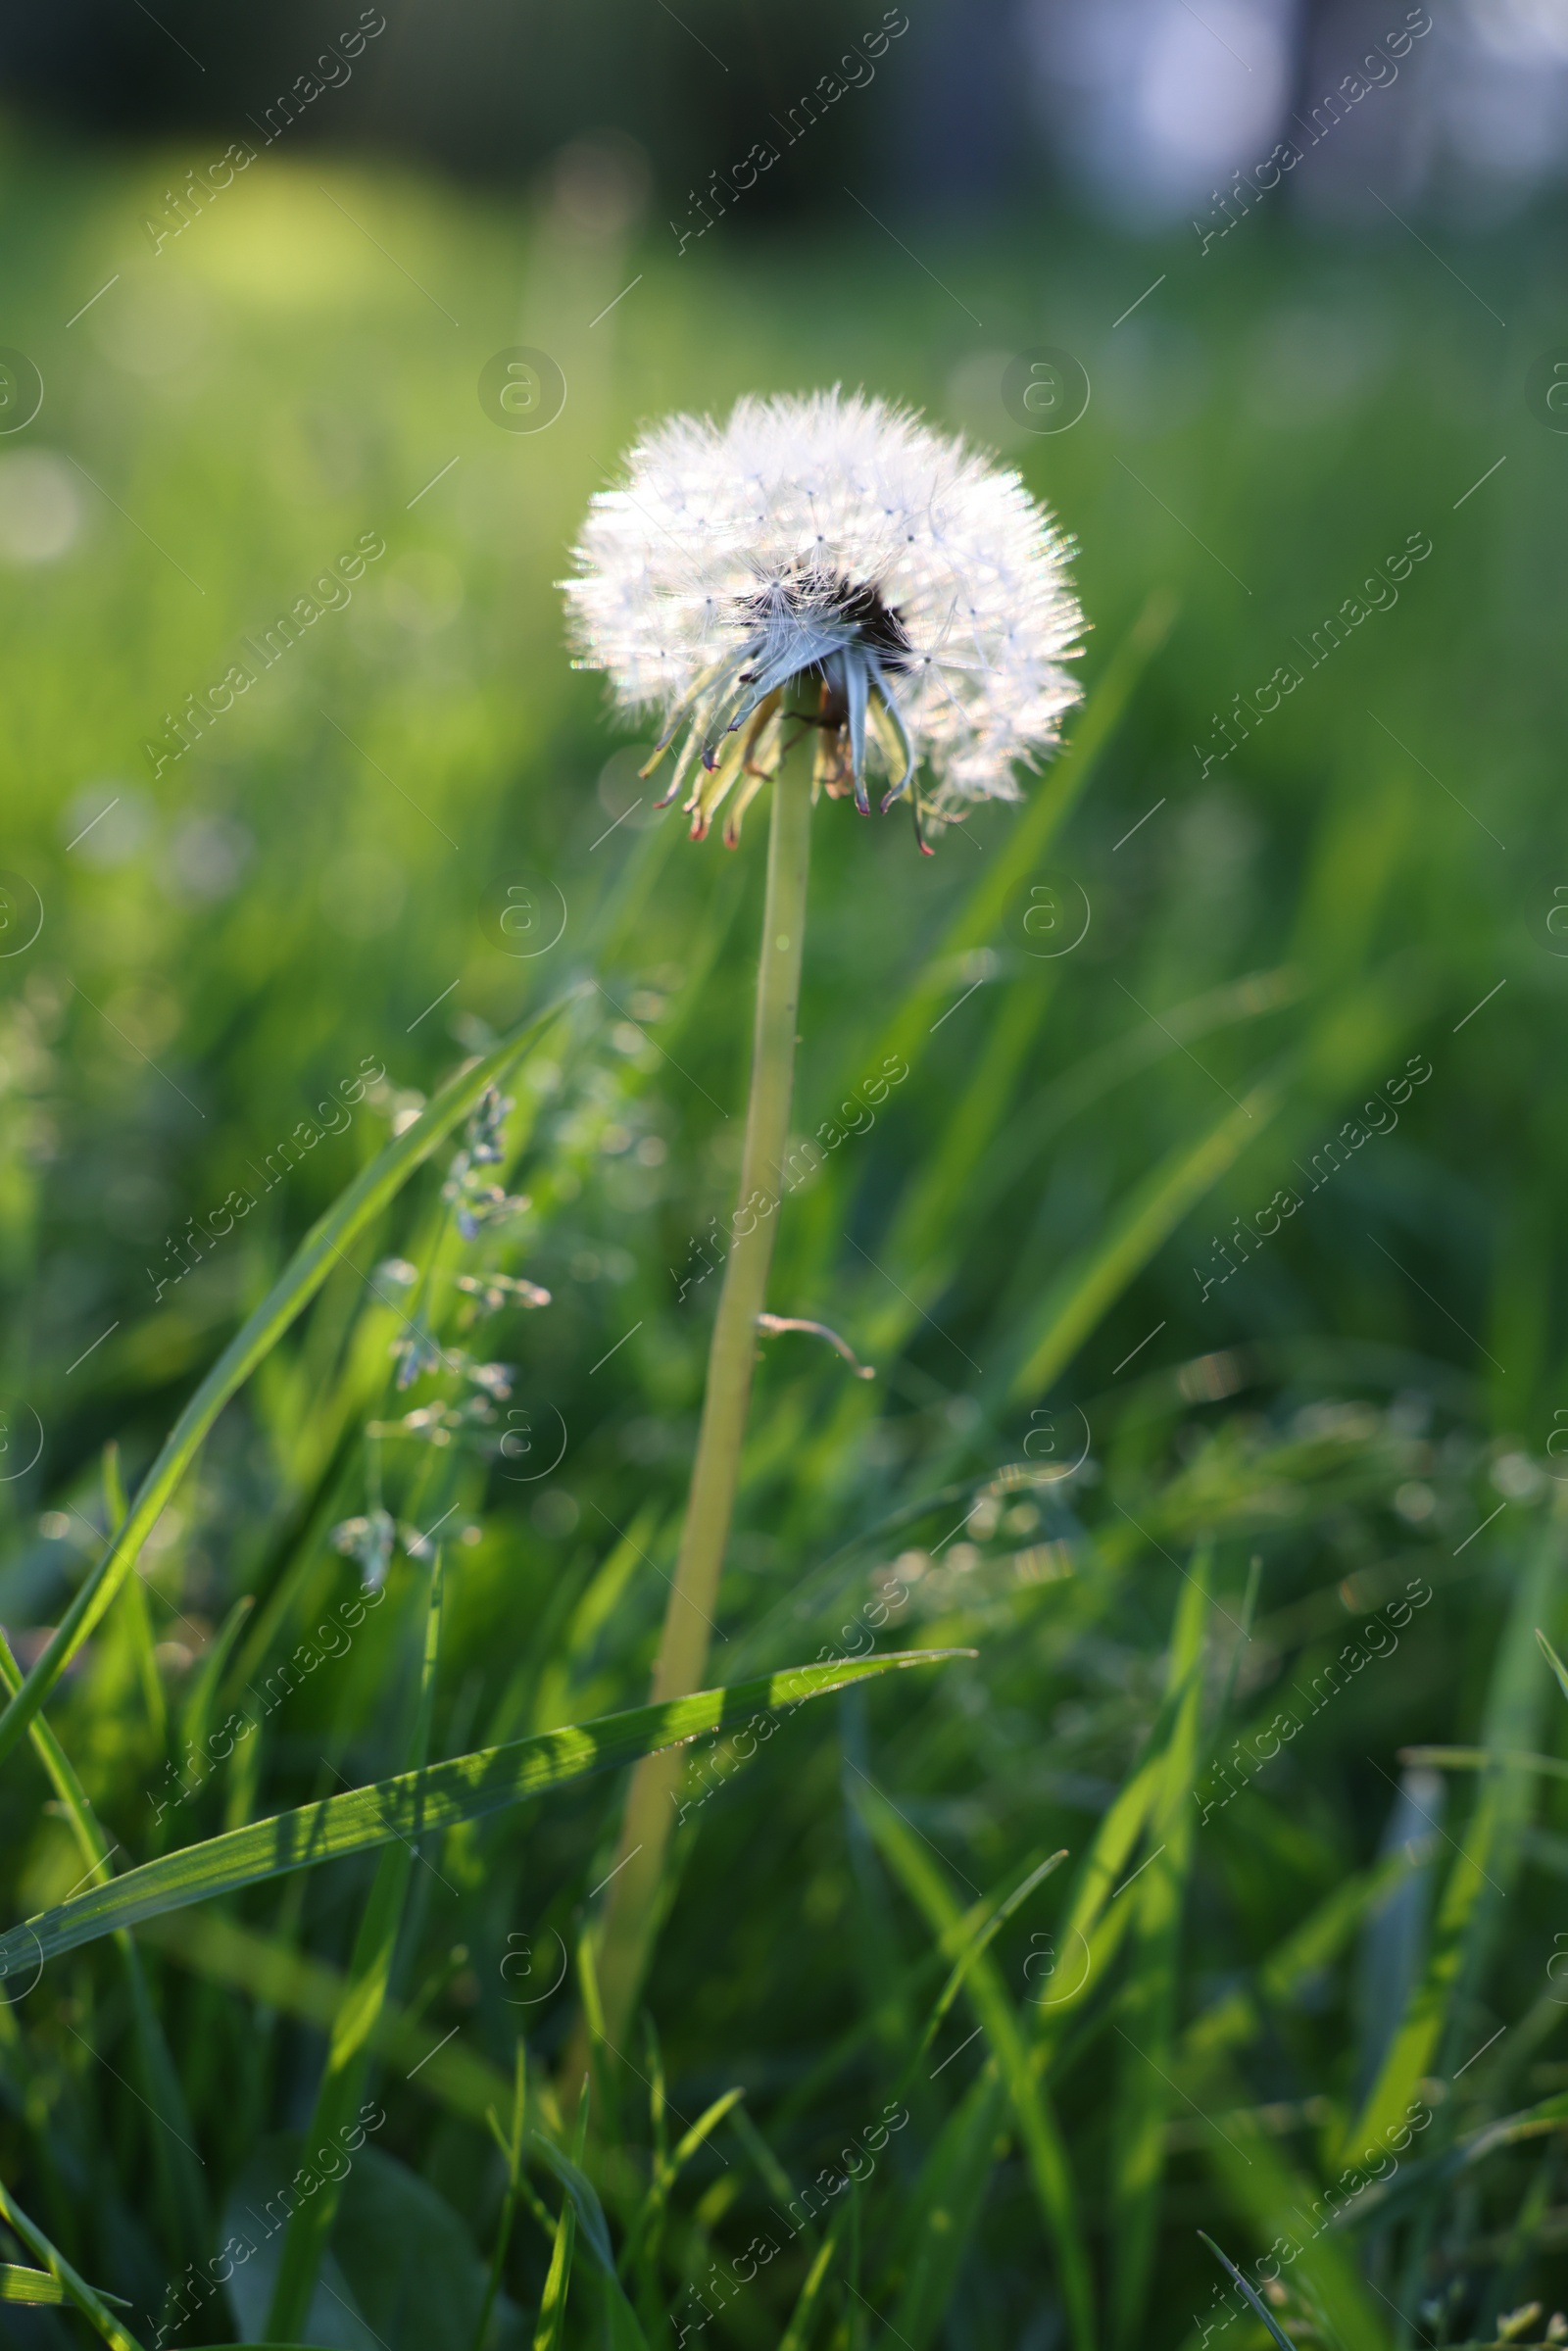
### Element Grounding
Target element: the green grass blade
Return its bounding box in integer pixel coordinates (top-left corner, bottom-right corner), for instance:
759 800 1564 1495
0 982 590 1771
870 590 1176 1079
974 966 1307 1201
1198 2103 1392 2351
877 966 1306 1343
0 1632 211 2257
528 2139 616 2279
0 2180 144 2351
121 1562 168 1748
1337 2087 1568 2235
0 1651 963 1975
1536 1625 1568 1707
1198 2231 1298 2351
1032 1628 1209 2057
895 1847 1069 2095
105 1439 170 1748
471 2042 527 2351
133 1906 513 2122
528 2132 648 2351
1397 1743 1568 1784
0 2269 66 2305
797 1846 1069 2347
179 1591 256 1766
532 2191 575 2351
1182 1841 1434 2069
266 1557 445 2340
1006 1075 1283 1402
1347 1521 1563 2162
777 2205 850 2351
668 2085 746 2172
879 2071 1005 2351
1109 1549 1210 2350
616 2083 744 2291
854 1781 1095 2351
857 978 1060 1351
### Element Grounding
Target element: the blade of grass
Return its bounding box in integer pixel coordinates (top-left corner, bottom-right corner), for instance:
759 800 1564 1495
0 1651 965 1974
0 2269 128 2308
0 2180 144 2351
1182 1841 1436 2069
1198 2093 1393 2351
1386 1530 1566 2327
1536 1626 1568 1706
777 2205 850 2351
131 1908 512 2123
854 1781 1094 2351
995 956 1428 1414
879 2069 1005 2351
179 1592 256 1771
105 1443 167 1750
1347 1520 1563 2165
1110 1548 1211 2350
529 2127 648 2351
767 1844 1068 2149
0 982 590 1771
1199 2231 1297 2351
1032 1629 1209 2057
266 1555 445 2339
617 2087 745 2284
856 977 1061 1351
972 966 1309 1215
893 1847 1069 2098
1006 1073 1284 1402
868 590 1176 1080
0 2270 66 2304
1335 2087 1568 2234
532 2188 575 2351
471 2042 527 2351
0 1632 211 2259
568 1924 622 2147
1397 1744 1568 1785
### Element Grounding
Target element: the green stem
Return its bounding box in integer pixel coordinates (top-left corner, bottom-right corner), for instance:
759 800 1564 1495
593 738 813 2049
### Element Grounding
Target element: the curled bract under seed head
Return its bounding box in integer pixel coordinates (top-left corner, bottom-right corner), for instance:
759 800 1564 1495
563 388 1085 852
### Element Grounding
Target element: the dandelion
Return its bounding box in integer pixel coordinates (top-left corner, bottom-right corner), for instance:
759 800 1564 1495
563 387 1086 2051
565 388 1083 850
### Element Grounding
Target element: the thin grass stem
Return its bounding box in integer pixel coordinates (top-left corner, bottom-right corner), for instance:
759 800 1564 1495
589 735 814 2050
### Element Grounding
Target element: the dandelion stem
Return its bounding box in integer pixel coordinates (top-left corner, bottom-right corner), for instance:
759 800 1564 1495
592 734 813 2050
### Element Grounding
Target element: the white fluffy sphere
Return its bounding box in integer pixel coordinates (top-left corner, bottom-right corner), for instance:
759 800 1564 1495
564 388 1085 841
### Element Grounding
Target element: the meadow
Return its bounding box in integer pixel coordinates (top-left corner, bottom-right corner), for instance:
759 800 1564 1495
0 120 1566 2351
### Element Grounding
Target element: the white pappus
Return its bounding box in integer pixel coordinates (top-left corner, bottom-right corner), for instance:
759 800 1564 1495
564 388 1086 852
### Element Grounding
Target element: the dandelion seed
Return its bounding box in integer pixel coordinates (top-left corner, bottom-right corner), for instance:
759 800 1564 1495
564 388 1084 848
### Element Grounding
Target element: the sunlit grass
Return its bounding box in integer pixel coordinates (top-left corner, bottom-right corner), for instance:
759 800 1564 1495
0 128 1564 2351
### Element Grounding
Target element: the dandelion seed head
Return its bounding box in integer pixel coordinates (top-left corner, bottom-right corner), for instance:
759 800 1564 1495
564 388 1085 844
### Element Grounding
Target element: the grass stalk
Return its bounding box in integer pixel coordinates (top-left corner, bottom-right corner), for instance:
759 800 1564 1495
590 736 814 2050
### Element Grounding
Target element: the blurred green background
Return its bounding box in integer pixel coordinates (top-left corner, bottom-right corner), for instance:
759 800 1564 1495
1 66 1568 2351
1 126 1556 1443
